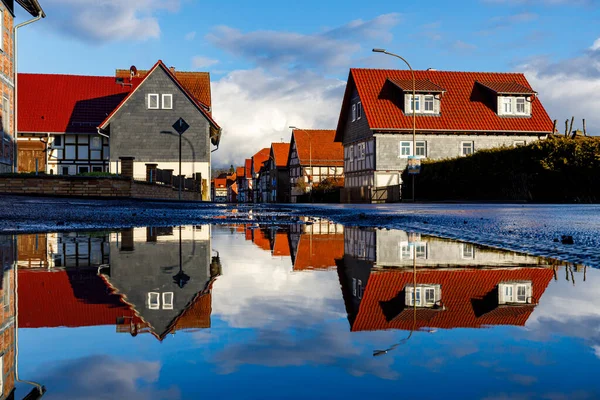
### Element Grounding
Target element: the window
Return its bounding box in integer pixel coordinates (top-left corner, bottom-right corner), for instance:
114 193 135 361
415 141 427 157
502 97 512 114
400 141 412 158
78 166 89 174
516 97 526 114
148 292 160 309
415 243 427 259
461 141 474 156
162 94 173 109
356 101 362 120
462 243 475 259
148 94 159 109
352 104 356 122
53 136 63 148
92 166 103 172
424 95 434 112
514 141 526 147
90 136 102 150
357 143 366 160
65 145 76 159
349 145 354 161
2 96 9 134
498 282 532 304
406 284 441 307
400 244 412 259
61 167 70 175
410 95 420 112
162 292 174 310
352 278 364 299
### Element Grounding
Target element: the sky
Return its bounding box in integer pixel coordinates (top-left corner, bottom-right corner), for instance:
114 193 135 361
14 0 600 166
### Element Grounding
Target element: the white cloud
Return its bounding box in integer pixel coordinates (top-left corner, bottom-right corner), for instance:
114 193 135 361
206 13 401 71
185 31 196 41
192 56 219 69
41 0 179 42
211 69 345 166
520 38 600 134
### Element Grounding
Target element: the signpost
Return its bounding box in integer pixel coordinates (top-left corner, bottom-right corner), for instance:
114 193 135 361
172 118 190 200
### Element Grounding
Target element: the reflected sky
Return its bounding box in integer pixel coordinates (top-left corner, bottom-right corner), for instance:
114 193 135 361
5 222 600 399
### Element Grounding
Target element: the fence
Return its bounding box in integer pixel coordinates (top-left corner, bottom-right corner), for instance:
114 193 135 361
145 163 203 196
340 184 402 203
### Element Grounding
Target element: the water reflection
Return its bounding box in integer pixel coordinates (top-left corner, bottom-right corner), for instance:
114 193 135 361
5 223 598 399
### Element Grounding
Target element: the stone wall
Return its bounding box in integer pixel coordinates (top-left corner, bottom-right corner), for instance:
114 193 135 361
0 176 202 201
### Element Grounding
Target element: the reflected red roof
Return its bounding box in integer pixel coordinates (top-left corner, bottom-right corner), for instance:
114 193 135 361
336 69 553 138
292 130 343 167
351 268 554 332
294 233 344 271
18 270 132 328
253 229 272 251
272 232 291 256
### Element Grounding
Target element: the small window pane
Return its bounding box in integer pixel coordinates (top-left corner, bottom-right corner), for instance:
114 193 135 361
415 141 426 157
53 136 63 147
162 94 173 109
79 135 89 144
148 292 160 309
65 145 76 159
162 292 174 309
424 96 434 112
77 145 88 159
503 98 512 113
78 166 89 174
148 94 159 109
462 142 473 156
516 98 526 114
65 135 76 144
400 142 412 157
90 136 102 150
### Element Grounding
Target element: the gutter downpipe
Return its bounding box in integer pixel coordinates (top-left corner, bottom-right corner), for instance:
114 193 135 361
13 12 44 173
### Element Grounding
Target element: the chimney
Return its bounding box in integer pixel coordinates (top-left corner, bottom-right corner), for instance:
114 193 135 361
427 68 437 71
170 66 176 73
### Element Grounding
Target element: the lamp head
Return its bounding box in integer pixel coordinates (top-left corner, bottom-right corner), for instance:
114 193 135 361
289 126 297 130
372 48 386 53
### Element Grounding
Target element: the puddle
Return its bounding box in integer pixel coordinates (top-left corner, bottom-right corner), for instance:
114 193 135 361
2 220 598 399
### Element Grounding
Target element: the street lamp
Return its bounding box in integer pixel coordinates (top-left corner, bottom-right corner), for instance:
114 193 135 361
289 126 313 203
372 48 417 202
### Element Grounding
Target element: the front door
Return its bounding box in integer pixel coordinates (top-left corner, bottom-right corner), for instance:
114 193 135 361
18 140 46 173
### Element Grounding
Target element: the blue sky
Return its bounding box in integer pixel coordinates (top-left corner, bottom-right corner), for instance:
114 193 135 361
14 0 600 165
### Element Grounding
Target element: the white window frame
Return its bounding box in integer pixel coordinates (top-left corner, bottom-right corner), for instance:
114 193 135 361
515 97 526 114
357 142 366 161
352 104 356 122
357 101 362 120
349 145 354 161
424 95 435 113
148 292 160 309
2 95 10 134
399 141 413 158
498 282 532 304
461 141 474 157
415 243 428 259
513 140 526 147
162 292 174 310
407 94 420 113
461 243 475 259
415 141 427 158
162 94 173 110
148 94 159 109
405 284 441 307
502 97 512 114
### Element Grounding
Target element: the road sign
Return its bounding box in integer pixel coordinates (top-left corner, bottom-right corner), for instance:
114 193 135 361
172 118 190 135
407 156 421 175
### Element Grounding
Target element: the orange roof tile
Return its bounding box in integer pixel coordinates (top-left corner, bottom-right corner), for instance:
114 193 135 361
293 233 344 271
271 142 291 168
388 78 446 93
477 81 536 95
272 232 291 257
117 68 212 109
336 69 553 140
236 166 245 178
349 268 554 332
213 178 227 188
253 229 272 251
292 130 343 167
252 148 270 173
244 159 252 178
172 293 212 330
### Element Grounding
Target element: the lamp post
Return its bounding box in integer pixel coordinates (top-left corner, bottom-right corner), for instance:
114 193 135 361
372 49 417 202
289 126 312 203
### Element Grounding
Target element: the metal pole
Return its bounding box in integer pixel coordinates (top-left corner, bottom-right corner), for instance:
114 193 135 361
309 132 312 203
179 133 182 201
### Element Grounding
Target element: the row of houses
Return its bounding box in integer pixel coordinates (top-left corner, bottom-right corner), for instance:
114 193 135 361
218 68 554 203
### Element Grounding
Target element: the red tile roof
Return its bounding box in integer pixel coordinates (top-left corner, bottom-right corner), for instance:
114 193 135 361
213 178 227 188
18 73 135 134
477 81 536 95
293 233 344 271
252 148 270 174
292 130 344 167
171 293 212 330
388 78 446 93
271 142 291 168
229 182 238 194
244 159 252 179
350 268 554 332
18 270 133 328
252 229 272 251
236 166 245 178
336 69 553 139
116 69 212 109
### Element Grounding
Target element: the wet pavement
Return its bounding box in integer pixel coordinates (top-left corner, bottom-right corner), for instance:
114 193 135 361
3 222 599 399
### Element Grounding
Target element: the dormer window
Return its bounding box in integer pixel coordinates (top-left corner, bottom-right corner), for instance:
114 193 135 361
405 284 442 308
498 282 532 304
387 78 446 115
477 81 536 117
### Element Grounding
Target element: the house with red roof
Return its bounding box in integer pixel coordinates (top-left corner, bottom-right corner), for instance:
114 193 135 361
335 68 554 202
238 159 252 203
287 129 344 203
18 61 221 200
250 148 270 203
211 177 228 202
259 142 291 203
1 0 45 176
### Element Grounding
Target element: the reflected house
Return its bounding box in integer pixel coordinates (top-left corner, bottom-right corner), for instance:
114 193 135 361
337 227 555 332
0 235 15 398
272 231 291 257
289 220 344 271
101 226 220 340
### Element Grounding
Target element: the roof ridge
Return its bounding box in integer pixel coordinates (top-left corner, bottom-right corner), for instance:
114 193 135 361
18 72 115 79
350 67 526 75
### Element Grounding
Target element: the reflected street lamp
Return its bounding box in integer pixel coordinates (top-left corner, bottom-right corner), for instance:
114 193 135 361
372 49 417 202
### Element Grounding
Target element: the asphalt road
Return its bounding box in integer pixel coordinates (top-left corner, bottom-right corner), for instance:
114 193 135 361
1 195 599 268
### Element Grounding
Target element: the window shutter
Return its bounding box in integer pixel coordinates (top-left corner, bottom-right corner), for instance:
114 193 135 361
497 96 503 115
434 98 440 114
526 99 532 116
404 94 411 113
